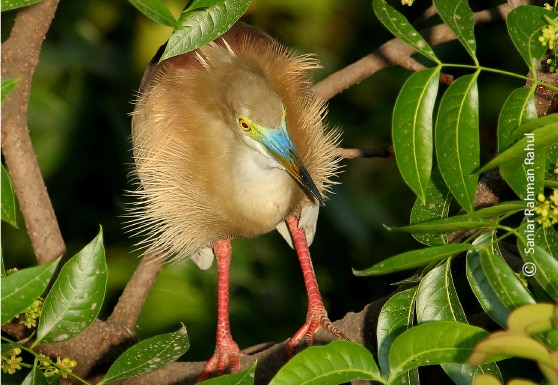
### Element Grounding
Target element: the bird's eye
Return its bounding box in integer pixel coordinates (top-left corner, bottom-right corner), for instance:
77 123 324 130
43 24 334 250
239 118 251 132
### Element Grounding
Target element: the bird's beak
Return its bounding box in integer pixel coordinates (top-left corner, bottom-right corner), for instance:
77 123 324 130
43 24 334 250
256 119 324 205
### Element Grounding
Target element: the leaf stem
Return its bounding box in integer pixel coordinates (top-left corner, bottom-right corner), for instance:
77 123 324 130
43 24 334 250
441 63 558 91
491 229 516 244
495 225 522 239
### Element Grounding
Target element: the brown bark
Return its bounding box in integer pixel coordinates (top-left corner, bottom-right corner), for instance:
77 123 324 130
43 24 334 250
1 0 66 265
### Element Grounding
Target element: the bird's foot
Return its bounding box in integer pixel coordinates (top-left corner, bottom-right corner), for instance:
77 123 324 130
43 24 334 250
197 339 240 382
285 307 348 358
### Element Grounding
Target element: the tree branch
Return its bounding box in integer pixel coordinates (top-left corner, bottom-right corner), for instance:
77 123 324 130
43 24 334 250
312 4 511 101
117 295 389 385
107 251 163 329
1 0 65 265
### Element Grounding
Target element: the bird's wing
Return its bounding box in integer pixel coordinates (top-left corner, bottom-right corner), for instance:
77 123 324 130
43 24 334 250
276 205 320 248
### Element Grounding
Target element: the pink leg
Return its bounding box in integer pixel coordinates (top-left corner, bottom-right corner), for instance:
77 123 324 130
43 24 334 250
285 216 348 357
197 240 240 382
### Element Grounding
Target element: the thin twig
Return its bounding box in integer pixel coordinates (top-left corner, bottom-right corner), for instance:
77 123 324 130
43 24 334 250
338 146 393 159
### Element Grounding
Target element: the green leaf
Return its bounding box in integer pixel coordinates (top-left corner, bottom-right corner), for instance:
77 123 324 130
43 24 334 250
199 362 256 385
471 201 526 218
497 87 538 198
502 113 554 194
410 167 452 246
35 228 107 345
1 258 59 325
415 260 501 384
500 156 546 201
393 201 524 234
466 233 510 327
519 226 558 300
377 288 417 377
507 6 554 70
498 88 537 151
392 67 440 202
388 321 489 378
479 233 535 311
389 217 494 234
1 0 43 11
432 0 476 61
445 363 503 385
511 113 558 139
545 144 558 180
128 0 178 28
354 243 475 276
435 72 480 213
471 374 504 385
372 0 438 63
469 334 552 367
161 0 252 61
389 369 419 385
480 122 558 174
1 164 18 228
269 340 383 385
507 303 556 335
500 166 545 203
100 325 189 384
1 78 20 102
416 260 466 323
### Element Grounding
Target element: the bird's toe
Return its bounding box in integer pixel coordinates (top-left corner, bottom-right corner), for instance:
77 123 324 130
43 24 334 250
197 341 240 382
285 310 348 359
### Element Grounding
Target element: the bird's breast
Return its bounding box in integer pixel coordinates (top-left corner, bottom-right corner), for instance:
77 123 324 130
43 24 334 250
215 147 298 238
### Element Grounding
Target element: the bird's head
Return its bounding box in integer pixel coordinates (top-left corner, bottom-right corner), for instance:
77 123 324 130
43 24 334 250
226 70 324 205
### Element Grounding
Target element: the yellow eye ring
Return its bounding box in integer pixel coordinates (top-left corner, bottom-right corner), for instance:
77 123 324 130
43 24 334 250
239 118 251 132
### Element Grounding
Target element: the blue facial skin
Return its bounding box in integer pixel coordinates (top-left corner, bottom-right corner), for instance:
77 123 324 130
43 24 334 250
257 119 324 205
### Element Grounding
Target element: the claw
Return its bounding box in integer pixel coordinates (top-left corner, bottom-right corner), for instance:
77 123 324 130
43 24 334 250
286 307 349 358
197 340 240 382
